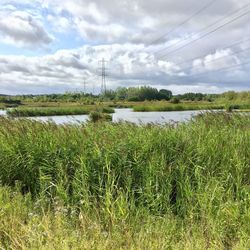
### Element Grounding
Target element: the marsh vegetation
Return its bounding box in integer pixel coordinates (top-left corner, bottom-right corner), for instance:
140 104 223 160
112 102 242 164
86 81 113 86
0 112 249 249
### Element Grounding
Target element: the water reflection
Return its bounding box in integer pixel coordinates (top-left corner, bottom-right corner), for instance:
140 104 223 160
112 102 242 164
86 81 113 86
0 110 6 116
0 108 204 125
30 115 89 124
113 109 201 124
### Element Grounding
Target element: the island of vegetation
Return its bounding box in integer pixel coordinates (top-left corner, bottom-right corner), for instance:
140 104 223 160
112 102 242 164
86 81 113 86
0 87 250 117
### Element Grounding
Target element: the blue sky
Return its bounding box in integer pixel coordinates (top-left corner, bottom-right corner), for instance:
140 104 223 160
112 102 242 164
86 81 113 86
0 0 249 94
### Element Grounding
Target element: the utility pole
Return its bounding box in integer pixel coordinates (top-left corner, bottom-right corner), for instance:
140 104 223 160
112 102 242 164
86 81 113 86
98 58 108 94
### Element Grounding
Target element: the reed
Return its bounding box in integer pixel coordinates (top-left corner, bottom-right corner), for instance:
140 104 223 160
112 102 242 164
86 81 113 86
134 103 225 112
0 112 249 249
7 106 115 117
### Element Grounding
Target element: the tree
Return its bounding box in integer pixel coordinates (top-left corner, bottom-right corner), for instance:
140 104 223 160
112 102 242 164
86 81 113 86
116 87 128 100
138 86 159 101
159 89 172 100
103 90 116 100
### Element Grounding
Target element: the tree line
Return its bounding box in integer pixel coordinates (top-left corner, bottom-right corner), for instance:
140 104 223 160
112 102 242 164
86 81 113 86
0 88 249 103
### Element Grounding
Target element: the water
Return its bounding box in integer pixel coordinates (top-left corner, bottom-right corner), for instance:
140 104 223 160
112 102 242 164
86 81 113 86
0 110 6 116
30 115 89 124
113 109 202 124
0 108 203 125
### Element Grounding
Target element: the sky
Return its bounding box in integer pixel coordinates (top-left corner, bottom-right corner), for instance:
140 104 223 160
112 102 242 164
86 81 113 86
0 0 250 95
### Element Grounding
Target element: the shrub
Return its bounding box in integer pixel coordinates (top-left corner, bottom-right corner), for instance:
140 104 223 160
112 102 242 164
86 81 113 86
170 98 180 104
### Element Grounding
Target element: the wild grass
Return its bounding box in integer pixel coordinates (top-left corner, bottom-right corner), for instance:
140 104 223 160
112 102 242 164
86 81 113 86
0 113 249 249
133 102 250 112
7 106 115 117
89 111 112 122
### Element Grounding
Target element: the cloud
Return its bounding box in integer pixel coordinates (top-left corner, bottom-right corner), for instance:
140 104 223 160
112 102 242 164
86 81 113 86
191 49 241 74
0 0 249 94
0 43 249 95
0 7 53 48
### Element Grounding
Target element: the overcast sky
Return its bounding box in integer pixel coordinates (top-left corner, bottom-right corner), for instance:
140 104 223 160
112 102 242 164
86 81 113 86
0 0 249 95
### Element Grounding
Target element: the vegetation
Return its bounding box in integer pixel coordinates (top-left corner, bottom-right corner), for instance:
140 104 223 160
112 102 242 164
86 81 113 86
0 113 249 249
133 102 225 112
7 106 115 117
1 89 250 114
112 86 173 101
89 111 112 122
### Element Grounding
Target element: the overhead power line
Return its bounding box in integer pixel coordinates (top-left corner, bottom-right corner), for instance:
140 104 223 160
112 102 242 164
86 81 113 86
177 44 250 73
148 0 218 46
158 10 250 59
189 60 250 78
171 37 250 67
155 3 250 56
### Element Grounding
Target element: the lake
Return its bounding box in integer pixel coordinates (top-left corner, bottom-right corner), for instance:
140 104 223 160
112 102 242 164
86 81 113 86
0 108 204 125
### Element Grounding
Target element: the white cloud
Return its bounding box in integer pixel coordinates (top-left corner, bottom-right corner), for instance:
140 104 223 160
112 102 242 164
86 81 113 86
0 8 53 48
0 43 249 95
191 49 241 74
0 0 249 94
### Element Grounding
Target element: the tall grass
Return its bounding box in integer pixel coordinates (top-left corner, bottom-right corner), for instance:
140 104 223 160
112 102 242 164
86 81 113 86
0 113 249 249
133 102 250 112
7 106 115 117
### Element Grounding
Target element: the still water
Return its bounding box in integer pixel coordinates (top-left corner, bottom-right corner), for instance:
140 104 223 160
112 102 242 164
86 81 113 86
0 110 6 116
112 109 202 124
0 108 204 125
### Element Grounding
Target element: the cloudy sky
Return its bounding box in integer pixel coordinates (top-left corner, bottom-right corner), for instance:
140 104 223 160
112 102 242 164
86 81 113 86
0 0 249 95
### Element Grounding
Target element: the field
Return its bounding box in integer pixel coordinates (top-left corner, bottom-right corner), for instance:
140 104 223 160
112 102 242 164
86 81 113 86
0 112 249 249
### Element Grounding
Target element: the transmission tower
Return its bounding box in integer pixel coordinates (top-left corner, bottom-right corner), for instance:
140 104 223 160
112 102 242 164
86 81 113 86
99 58 108 94
83 79 86 93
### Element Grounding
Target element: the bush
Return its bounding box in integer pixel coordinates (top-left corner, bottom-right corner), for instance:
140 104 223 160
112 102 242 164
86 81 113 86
170 98 180 104
89 111 112 122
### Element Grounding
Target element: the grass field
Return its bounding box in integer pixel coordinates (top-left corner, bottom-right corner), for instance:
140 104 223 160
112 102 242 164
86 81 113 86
0 112 249 249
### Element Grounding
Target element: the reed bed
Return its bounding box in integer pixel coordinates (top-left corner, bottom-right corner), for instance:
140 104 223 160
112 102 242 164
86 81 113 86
7 106 115 117
133 103 250 112
0 113 249 249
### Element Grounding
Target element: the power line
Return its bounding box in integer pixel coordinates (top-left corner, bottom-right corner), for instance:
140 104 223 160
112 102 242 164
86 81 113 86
189 60 250 78
155 3 250 56
177 44 250 73
170 37 250 67
148 0 218 46
158 10 250 59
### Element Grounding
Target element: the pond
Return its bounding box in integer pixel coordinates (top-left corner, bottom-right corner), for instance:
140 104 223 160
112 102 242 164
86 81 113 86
112 109 204 124
0 108 205 125
0 110 6 116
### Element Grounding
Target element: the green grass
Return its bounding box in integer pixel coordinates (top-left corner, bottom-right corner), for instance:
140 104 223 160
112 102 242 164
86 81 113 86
4 99 250 115
133 102 250 112
7 106 115 117
0 113 250 249
89 111 113 122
